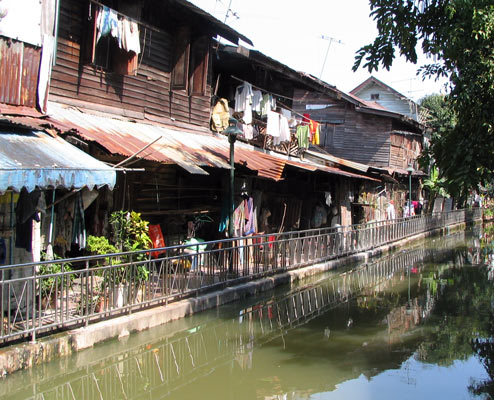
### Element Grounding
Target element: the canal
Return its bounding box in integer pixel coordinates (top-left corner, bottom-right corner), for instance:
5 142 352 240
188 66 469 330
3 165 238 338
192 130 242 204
2 226 494 399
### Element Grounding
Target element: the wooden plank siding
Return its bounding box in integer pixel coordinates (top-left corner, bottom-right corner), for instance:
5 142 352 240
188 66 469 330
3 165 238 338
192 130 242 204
50 0 211 129
353 82 418 121
389 133 422 170
293 89 391 167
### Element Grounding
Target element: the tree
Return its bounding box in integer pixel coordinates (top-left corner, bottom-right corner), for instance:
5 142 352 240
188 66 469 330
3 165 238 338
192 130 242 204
354 0 494 202
418 94 455 201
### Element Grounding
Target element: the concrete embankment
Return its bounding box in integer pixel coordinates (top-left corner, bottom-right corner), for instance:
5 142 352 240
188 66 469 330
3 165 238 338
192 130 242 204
0 222 471 376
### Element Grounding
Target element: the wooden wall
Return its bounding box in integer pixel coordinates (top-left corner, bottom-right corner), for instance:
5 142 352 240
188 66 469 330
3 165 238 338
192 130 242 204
352 82 419 121
390 133 422 169
50 0 211 129
293 89 392 167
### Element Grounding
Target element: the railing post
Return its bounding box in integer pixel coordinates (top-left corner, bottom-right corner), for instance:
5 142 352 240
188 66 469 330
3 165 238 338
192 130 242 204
85 260 90 326
31 265 36 343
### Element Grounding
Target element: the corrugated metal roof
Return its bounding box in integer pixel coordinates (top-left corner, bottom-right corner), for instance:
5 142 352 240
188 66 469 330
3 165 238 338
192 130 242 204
45 104 383 183
285 159 379 182
304 149 370 173
0 130 116 193
46 103 286 181
317 165 380 182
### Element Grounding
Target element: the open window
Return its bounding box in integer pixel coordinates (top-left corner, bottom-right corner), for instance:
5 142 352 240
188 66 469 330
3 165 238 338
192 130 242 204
83 2 141 75
171 27 210 96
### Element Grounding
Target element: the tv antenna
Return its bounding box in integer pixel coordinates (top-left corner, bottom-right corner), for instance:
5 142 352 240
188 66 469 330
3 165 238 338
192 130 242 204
319 35 344 79
223 0 239 23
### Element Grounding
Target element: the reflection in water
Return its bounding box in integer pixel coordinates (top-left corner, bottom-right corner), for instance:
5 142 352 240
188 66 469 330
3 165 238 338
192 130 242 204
3 227 494 399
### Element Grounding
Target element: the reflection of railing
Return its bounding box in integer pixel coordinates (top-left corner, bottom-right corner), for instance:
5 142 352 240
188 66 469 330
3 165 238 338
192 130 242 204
2 236 470 400
0 208 481 343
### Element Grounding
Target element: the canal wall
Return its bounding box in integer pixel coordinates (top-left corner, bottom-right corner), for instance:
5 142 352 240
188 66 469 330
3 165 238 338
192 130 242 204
0 221 475 376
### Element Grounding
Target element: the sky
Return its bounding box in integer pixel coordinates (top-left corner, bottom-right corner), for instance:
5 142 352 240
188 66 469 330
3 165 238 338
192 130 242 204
189 0 449 102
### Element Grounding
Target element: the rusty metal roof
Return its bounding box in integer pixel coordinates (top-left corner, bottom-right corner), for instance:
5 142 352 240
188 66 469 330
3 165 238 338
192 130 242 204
304 149 371 173
285 159 379 182
46 103 287 181
45 103 383 183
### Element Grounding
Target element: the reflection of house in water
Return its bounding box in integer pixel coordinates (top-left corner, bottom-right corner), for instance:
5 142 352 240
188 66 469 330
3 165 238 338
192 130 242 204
386 297 433 341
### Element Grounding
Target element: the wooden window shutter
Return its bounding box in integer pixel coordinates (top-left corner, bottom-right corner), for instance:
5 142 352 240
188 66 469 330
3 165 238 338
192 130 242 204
189 36 210 96
82 1 97 65
171 26 190 91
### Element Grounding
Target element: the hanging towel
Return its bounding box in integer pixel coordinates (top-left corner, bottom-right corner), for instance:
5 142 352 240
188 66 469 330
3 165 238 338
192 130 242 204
296 125 310 149
311 121 320 145
96 6 119 43
242 124 255 140
252 90 263 112
261 94 276 117
267 111 280 142
234 83 253 124
119 19 141 55
279 115 291 143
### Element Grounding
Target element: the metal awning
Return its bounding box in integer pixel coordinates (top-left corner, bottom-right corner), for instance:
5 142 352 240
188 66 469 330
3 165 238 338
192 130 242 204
0 130 117 193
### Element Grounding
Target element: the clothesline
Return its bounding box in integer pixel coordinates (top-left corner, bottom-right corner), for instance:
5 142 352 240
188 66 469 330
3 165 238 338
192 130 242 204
89 0 162 34
230 75 293 102
230 75 335 126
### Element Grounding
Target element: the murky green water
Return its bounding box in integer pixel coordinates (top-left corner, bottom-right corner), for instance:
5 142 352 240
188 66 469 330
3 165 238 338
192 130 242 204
3 226 494 400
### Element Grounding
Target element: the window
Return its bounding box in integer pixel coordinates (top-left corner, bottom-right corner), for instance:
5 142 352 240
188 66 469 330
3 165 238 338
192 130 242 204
83 3 140 75
171 27 190 90
171 26 210 96
370 93 380 100
189 36 209 96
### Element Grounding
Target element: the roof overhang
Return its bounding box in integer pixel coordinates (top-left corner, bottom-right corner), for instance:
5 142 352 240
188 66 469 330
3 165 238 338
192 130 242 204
0 130 116 193
45 103 287 181
174 0 253 46
285 159 379 182
304 149 370 173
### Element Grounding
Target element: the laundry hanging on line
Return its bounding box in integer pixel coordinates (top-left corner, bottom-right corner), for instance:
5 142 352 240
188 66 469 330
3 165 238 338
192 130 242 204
96 5 141 55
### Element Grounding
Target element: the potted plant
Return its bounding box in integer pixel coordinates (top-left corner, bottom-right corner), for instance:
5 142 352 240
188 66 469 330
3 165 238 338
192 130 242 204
38 252 73 310
86 211 152 308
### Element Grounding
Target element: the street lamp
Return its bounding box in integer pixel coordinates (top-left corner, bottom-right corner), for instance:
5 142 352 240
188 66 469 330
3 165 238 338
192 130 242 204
223 117 242 238
406 164 414 217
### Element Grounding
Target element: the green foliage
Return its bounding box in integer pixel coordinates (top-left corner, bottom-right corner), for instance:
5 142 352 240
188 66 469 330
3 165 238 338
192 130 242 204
38 252 73 299
484 207 494 218
422 165 449 212
87 235 118 257
87 211 152 286
109 211 152 257
354 0 494 199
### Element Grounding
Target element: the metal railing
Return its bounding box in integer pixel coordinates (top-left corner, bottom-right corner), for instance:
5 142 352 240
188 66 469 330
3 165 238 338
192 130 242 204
0 208 481 344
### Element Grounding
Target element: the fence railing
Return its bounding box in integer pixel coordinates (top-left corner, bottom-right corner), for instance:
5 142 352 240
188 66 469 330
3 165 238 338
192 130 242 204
0 208 481 344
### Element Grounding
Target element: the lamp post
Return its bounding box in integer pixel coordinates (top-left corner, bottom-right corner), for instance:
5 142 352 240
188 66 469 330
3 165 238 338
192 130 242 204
406 164 414 217
223 117 242 239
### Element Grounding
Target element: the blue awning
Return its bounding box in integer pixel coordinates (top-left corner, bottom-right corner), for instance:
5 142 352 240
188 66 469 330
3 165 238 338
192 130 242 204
0 130 116 193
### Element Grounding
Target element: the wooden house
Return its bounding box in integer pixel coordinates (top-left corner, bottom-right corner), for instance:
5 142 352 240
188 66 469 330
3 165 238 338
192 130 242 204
350 76 421 122
293 79 425 220
211 44 383 227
